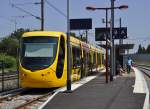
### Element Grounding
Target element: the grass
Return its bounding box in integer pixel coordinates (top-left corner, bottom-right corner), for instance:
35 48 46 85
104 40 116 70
0 66 17 73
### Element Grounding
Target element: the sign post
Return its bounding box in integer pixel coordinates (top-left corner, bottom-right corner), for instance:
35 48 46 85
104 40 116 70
66 0 71 92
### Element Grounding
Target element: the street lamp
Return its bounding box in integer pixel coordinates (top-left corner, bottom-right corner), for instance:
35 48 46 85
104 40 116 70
86 4 128 82
86 5 128 10
118 5 128 10
86 7 109 83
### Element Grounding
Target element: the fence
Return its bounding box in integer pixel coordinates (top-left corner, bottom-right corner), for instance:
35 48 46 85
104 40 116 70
0 61 19 92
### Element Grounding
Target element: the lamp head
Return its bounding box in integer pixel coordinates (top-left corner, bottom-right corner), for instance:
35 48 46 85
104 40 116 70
86 6 96 11
119 5 128 10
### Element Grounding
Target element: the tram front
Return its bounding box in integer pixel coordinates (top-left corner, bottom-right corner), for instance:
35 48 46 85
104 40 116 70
19 31 62 88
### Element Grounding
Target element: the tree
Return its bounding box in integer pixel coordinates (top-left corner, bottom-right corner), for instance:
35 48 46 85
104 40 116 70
0 28 31 57
137 44 148 54
70 32 76 37
10 28 30 40
81 37 87 42
147 44 150 54
142 47 146 54
0 37 18 57
137 44 143 54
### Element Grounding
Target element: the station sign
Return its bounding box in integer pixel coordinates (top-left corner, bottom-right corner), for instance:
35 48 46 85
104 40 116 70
95 28 110 41
95 27 127 41
70 18 92 30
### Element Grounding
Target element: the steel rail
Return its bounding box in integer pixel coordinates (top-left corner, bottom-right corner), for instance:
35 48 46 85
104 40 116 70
0 71 17 76
15 92 53 109
0 74 18 81
137 65 150 78
0 88 26 101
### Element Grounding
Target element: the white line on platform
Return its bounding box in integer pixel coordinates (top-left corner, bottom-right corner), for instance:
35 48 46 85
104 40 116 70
133 67 149 109
38 91 59 109
58 76 97 92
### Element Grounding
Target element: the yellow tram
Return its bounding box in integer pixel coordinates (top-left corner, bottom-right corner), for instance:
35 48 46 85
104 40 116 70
19 31 104 88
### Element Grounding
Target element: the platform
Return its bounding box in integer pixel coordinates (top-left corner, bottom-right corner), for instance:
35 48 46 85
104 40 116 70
39 67 148 109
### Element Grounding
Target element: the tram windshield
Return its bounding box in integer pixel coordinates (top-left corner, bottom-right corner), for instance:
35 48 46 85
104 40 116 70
20 36 58 71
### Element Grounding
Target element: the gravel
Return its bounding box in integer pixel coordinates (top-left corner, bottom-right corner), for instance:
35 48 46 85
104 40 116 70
0 92 50 109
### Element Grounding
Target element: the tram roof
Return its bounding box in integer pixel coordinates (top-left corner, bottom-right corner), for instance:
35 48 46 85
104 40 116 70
70 36 81 45
22 31 103 53
22 31 66 38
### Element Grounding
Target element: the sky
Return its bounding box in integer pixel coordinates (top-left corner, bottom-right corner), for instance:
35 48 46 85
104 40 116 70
0 0 150 53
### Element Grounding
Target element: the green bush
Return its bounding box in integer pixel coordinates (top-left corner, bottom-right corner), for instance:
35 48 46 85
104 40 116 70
0 54 16 68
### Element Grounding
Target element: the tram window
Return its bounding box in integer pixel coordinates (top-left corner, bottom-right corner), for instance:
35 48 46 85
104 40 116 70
97 53 100 65
102 54 104 64
83 50 86 64
72 46 81 67
93 52 96 64
24 43 54 57
89 52 92 64
56 36 65 78
99 54 101 64
87 52 89 64
20 37 58 71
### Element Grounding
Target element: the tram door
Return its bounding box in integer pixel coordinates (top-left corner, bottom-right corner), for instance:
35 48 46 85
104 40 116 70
71 46 81 81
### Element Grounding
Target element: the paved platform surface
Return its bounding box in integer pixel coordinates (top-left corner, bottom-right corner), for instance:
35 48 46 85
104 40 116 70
43 72 146 109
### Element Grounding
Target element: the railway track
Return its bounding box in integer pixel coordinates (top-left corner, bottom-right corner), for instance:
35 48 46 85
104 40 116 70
15 92 53 109
0 70 19 93
0 88 55 109
137 64 150 78
0 71 18 81
0 71 17 76
0 88 25 101
0 74 18 81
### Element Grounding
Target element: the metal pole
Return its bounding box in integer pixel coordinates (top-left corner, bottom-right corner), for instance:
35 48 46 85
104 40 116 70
112 0 116 77
17 47 20 88
105 9 108 83
119 18 123 44
85 30 88 77
14 20 17 32
66 0 71 92
2 61 4 91
85 30 88 43
110 0 114 81
41 0 44 31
